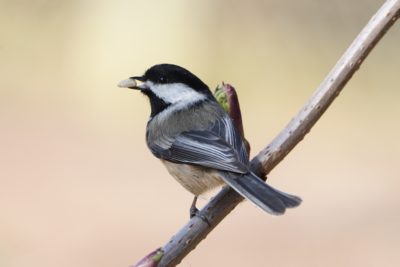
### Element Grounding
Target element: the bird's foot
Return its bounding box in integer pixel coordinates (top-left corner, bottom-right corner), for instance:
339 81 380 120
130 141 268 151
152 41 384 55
189 196 211 227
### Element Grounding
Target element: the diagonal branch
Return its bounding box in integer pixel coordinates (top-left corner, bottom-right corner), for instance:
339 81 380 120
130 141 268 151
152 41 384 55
133 1 400 266
251 0 400 176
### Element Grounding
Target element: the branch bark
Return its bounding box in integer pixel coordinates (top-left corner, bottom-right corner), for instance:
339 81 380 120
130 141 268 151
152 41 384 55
133 1 400 266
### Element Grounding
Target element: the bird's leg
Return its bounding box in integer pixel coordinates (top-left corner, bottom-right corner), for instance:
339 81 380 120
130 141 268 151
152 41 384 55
189 196 211 227
189 196 199 218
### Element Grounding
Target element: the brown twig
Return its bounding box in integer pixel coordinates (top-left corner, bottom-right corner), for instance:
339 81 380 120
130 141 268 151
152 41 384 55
133 1 400 266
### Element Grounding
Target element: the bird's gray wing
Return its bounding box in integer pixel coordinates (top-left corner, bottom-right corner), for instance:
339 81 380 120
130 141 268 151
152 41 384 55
150 115 249 173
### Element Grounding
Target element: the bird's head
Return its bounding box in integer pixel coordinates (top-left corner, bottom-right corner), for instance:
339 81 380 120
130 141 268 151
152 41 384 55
118 64 214 117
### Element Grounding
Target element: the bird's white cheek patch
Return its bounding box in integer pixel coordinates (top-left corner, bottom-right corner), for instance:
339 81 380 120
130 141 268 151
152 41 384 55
149 83 206 105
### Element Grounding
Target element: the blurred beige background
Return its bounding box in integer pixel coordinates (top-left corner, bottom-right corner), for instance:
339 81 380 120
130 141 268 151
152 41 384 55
1 0 399 266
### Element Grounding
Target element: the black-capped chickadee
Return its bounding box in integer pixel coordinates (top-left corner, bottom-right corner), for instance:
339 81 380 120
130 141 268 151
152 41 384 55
118 64 301 216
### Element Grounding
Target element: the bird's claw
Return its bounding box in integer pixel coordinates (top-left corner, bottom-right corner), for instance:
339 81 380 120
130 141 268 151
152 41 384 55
190 196 211 227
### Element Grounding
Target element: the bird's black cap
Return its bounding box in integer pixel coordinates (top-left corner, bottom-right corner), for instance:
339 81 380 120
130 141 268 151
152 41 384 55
140 64 212 95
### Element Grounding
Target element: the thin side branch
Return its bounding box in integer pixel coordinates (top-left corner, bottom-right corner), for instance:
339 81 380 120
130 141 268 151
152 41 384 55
135 1 400 266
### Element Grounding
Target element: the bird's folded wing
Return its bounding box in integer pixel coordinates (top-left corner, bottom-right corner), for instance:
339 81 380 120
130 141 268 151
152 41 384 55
151 130 249 174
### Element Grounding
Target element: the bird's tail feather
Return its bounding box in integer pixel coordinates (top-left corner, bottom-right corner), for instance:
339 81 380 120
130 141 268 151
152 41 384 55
220 172 301 215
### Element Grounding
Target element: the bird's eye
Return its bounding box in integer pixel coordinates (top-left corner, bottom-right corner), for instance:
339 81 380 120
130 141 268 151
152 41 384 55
159 76 167 83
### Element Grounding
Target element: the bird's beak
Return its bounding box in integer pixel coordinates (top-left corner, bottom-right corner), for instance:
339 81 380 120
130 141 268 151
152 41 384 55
117 76 146 90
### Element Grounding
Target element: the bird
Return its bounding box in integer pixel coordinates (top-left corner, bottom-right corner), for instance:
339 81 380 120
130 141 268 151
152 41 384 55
118 63 301 216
